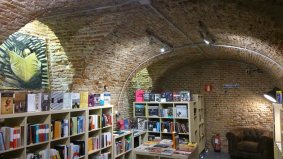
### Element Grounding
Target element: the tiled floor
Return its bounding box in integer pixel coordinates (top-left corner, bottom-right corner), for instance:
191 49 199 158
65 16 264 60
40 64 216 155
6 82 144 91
200 150 230 159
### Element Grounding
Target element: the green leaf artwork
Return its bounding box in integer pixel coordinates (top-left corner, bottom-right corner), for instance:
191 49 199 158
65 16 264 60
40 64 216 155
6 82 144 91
0 32 49 89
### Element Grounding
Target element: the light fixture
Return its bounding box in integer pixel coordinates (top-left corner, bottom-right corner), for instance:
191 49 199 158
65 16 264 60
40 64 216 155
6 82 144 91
146 29 173 50
199 21 215 45
203 39 210 45
264 87 280 103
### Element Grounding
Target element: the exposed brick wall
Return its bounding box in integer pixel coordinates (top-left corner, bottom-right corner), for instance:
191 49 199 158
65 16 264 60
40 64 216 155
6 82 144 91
151 60 277 151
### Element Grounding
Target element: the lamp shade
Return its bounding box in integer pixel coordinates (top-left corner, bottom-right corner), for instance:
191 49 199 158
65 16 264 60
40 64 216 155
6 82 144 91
264 87 280 103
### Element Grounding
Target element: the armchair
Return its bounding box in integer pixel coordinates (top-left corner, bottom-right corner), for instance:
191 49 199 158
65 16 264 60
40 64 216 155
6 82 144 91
226 127 273 159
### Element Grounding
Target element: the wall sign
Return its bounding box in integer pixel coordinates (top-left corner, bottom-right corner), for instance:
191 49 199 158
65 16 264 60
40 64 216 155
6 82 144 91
223 83 240 89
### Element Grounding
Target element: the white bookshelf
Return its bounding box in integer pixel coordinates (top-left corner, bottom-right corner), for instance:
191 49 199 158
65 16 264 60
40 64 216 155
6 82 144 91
133 98 202 142
273 103 283 159
0 105 113 159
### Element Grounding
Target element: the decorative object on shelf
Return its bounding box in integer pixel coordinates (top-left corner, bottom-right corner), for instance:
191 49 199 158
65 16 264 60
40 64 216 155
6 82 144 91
0 32 49 89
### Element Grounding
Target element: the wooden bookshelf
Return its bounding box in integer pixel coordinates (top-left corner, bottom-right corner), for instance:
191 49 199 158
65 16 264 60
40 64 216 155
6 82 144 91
0 105 113 159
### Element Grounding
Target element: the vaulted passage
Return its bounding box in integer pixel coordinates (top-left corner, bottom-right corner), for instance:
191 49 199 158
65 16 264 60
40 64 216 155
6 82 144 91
0 0 282 158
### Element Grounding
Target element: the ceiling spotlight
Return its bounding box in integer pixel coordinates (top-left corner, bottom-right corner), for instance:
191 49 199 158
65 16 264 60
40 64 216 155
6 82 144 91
204 39 210 45
264 87 281 103
146 29 173 50
199 21 215 45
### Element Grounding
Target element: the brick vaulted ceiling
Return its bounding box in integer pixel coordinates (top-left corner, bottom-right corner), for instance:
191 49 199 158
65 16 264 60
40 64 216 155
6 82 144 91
0 0 283 83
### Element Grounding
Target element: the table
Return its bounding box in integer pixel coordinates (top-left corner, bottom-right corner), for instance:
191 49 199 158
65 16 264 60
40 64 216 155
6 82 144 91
133 145 198 159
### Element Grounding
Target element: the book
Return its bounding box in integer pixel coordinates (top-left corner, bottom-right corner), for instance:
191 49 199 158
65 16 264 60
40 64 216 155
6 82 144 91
161 93 166 102
80 91 88 108
161 149 174 155
71 93 80 109
149 93 155 102
137 118 147 130
94 94 101 106
1 92 14 114
135 90 144 102
72 140 85 155
63 92 72 109
276 91 282 104
135 104 145 116
143 92 150 102
27 93 36 112
88 93 95 107
180 91 190 101
148 106 159 117
155 94 161 102
50 92 64 110
103 91 111 106
14 92 27 113
175 105 188 118
69 143 80 159
38 92 50 111
165 92 173 102
173 92 181 102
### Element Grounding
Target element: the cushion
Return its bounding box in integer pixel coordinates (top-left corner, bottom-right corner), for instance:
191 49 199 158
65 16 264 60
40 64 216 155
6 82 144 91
242 128 263 141
237 141 259 153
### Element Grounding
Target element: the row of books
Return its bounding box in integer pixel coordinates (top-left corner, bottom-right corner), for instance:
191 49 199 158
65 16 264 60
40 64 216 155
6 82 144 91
89 115 100 130
175 122 189 133
50 141 85 159
136 118 189 133
0 91 112 115
115 141 124 155
161 121 174 133
148 121 160 132
88 136 101 152
125 136 132 151
93 152 110 159
101 132 112 148
0 126 23 151
88 132 112 152
51 119 69 139
136 105 188 118
70 116 86 135
27 149 48 159
135 90 191 102
101 113 112 128
27 123 49 145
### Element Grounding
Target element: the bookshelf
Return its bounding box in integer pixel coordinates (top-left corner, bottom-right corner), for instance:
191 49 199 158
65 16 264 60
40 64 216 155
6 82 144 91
133 95 204 149
274 103 283 159
0 105 113 159
113 131 133 159
192 94 205 153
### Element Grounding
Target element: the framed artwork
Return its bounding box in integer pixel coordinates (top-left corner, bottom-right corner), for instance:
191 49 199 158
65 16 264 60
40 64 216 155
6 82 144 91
0 32 49 89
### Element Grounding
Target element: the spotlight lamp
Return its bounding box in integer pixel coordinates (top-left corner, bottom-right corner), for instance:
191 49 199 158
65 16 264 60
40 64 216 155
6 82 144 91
198 21 215 45
264 87 281 103
160 48 165 53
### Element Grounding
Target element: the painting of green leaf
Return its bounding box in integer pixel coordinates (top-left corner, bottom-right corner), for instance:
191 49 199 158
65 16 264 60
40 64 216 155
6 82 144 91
0 32 49 89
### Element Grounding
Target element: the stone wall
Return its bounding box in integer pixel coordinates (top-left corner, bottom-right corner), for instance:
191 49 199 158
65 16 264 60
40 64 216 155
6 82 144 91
152 60 276 151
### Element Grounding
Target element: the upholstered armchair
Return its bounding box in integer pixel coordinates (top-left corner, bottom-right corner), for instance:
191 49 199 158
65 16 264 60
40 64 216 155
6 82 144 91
226 127 273 159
